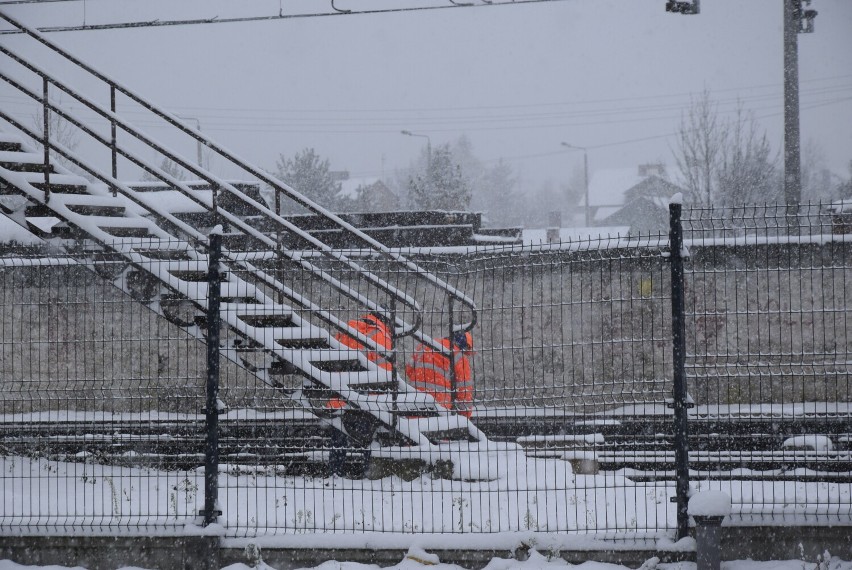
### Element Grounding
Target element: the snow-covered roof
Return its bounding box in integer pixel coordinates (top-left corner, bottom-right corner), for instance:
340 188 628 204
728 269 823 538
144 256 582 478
522 226 630 244
592 206 622 223
826 199 852 214
338 177 381 199
583 168 645 208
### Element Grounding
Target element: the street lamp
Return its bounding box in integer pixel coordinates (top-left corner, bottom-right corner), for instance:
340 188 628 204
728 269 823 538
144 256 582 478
562 142 590 227
402 130 433 208
178 115 203 167
401 130 432 173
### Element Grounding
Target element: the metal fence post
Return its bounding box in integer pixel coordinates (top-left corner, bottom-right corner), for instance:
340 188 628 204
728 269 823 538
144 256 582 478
202 228 222 526
668 198 691 539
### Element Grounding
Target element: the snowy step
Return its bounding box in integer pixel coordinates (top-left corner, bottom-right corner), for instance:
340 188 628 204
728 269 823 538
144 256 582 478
0 133 23 152
47 192 130 207
15 170 81 184
0 151 57 173
234 311 296 328
280 348 367 368
236 324 329 346
1 173 84 194
99 225 158 238
0 150 46 164
5 171 95 196
0 161 54 174
53 194 133 216
64 203 127 217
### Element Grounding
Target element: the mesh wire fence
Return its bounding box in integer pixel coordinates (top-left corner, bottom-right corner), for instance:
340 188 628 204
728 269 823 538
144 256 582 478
1 204 851 536
219 234 676 536
681 203 852 524
0 242 208 531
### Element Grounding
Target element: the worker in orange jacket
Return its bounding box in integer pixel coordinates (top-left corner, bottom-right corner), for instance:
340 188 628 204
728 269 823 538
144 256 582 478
326 311 393 477
405 331 474 418
334 312 394 371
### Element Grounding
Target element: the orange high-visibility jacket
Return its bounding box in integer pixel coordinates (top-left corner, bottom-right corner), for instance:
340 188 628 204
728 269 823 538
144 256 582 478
405 332 473 418
327 314 394 411
334 314 393 371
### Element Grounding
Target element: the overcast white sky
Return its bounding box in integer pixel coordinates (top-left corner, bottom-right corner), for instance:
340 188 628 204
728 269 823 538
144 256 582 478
1 0 851 196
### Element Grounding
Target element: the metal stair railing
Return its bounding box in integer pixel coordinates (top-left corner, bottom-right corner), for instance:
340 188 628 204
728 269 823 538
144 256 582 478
0 76 471 418
0 128 488 448
0 10 477 361
0 111 375 358
0 68 407 362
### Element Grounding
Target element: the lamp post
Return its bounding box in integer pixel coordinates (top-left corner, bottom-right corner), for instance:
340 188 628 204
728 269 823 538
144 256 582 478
178 115 203 167
401 130 432 174
402 130 433 208
562 142 590 227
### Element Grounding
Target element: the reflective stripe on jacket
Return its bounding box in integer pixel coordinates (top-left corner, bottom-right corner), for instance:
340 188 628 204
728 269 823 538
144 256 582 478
405 334 473 418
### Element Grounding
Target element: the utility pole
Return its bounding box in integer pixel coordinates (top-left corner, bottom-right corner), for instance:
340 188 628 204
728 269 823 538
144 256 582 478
783 0 801 211
783 0 817 219
666 0 817 215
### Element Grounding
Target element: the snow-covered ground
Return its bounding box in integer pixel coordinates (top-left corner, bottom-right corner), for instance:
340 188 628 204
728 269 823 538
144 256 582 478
3 450 850 537
0 453 671 535
0 550 850 570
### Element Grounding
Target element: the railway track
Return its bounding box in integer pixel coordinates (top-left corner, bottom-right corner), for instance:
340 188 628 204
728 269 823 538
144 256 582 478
2 412 851 481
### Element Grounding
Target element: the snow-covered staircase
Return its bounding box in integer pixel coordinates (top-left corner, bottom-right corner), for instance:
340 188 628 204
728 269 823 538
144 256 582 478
0 9 491 461
0 128 488 455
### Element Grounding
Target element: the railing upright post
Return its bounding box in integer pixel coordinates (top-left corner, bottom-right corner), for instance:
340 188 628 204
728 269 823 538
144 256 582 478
668 196 691 539
389 298 399 424
42 78 50 202
447 296 458 411
202 227 223 526
110 84 118 194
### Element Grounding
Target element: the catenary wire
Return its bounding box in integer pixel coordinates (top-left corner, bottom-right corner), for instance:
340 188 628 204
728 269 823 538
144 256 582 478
1 0 576 33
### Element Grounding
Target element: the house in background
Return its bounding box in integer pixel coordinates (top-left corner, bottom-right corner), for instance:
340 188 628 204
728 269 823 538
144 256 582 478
582 163 687 234
337 177 400 212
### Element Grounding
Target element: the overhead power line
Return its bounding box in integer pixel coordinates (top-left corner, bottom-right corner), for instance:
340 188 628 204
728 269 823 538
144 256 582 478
0 0 572 33
0 0 77 4
3 82 847 135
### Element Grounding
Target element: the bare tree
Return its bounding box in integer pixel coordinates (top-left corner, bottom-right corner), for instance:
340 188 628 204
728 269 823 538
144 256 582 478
717 106 780 207
801 141 844 203
32 101 88 179
674 90 781 208
842 161 852 198
673 89 723 206
140 157 190 183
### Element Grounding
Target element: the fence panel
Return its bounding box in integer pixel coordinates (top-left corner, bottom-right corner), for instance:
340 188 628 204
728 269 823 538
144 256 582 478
682 204 852 524
0 241 209 532
6 205 849 537
218 235 677 537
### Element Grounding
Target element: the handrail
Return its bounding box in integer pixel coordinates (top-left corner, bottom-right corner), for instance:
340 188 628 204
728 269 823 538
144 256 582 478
0 44 423 339
0 109 403 359
0 10 477 342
